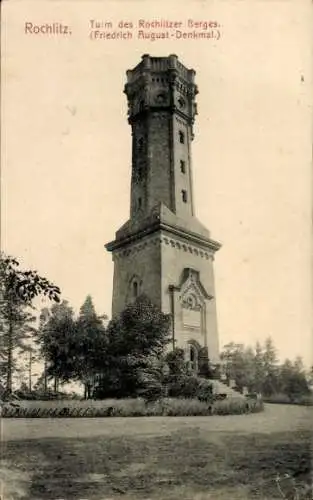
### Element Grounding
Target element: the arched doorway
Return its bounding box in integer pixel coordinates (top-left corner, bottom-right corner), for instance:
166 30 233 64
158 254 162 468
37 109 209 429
188 341 200 373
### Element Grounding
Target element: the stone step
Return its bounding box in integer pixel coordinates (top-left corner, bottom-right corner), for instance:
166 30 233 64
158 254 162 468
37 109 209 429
209 379 245 399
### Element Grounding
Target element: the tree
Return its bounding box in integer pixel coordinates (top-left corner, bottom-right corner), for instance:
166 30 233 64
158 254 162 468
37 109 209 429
23 344 38 392
262 337 279 396
263 337 277 372
36 308 51 392
97 295 171 399
279 358 310 402
220 342 256 391
0 254 60 303
37 296 109 397
38 300 77 388
0 254 60 393
165 348 188 376
306 365 313 388
0 302 36 391
75 295 108 398
254 341 264 393
108 295 171 358
293 356 305 373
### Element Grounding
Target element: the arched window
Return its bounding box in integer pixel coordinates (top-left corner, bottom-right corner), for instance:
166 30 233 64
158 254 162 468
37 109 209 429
128 275 142 304
179 131 185 144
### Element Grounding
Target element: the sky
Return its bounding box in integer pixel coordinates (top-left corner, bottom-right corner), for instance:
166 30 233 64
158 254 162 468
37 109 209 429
2 0 312 366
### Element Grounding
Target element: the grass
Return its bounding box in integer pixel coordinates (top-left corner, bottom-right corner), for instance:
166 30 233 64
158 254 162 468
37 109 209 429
1 405 312 499
2 429 311 499
264 393 313 406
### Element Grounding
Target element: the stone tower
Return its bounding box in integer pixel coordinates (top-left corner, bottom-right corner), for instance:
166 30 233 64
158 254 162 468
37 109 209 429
106 54 221 367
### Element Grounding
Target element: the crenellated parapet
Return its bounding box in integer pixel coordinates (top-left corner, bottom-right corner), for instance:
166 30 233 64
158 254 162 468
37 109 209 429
124 54 198 128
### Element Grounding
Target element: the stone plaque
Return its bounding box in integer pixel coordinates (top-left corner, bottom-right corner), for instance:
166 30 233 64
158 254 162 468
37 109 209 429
182 308 201 328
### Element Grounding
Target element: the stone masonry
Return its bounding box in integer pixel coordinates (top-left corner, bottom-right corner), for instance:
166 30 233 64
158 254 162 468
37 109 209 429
106 54 221 367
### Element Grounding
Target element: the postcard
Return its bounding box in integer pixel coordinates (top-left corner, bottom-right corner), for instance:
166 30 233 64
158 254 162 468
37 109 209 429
1 1 312 499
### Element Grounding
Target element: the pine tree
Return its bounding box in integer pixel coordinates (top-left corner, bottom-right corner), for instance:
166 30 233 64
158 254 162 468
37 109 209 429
262 337 279 396
75 295 107 398
0 253 60 393
254 341 264 393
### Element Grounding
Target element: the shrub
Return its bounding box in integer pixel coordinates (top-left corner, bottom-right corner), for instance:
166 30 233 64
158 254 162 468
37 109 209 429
213 398 250 415
208 363 221 380
212 396 264 415
166 373 213 402
165 348 187 375
167 374 199 398
160 398 212 416
196 378 214 403
245 392 258 399
248 398 264 413
109 398 147 417
137 366 163 402
213 393 227 401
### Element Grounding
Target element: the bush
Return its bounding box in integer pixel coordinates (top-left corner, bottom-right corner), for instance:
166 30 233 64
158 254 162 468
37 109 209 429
196 378 214 403
106 398 147 416
249 398 264 413
166 374 213 402
213 397 264 415
159 398 212 416
245 392 258 399
167 374 199 398
137 367 163 402
165 348 187 375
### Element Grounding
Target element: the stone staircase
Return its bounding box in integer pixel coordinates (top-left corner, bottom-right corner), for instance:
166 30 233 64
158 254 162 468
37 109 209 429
209 379 245 399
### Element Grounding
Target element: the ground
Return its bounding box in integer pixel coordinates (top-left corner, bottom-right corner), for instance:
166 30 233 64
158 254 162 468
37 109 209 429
1 404 312 500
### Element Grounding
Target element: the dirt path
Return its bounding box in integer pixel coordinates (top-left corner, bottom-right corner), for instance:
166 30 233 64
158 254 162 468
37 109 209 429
2 404 311 442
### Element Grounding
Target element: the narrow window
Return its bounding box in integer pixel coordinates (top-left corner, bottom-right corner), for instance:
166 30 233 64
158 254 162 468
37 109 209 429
137 166 142 181
179 131 185 144
138 197 142 209
133 281 138 298
180 160 186 173
182 190 187 203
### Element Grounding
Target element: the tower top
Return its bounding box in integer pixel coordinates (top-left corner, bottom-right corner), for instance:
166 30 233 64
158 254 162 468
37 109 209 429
106 55 221 253
124 54 198 130
125 54 197 85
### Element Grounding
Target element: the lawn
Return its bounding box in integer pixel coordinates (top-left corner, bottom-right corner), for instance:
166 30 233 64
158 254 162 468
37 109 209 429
1 405 312 500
